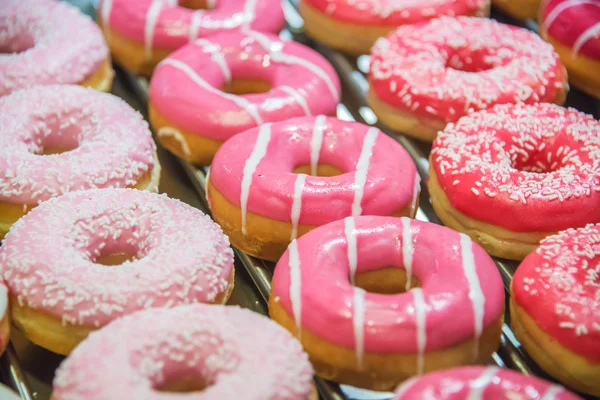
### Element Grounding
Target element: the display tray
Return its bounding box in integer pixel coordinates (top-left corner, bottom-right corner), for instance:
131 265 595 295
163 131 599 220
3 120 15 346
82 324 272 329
0 1 598 399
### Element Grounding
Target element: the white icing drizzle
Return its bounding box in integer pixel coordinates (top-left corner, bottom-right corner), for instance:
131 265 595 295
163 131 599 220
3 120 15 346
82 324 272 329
242 0 259 28
144 0 164 60
410 173 421 218
351 127 379 216
193 39 231 81
467 367 498 400
243 30 339 100
240 124 271 235
310 115 326 176
352 287 366 370
279 86 311 116
413 288 427 375
288 240 302 337
159 59 262 124
460 233 485 361
290 174 307 240
393 377 418 399
344 217 358 286
189 10 204 42
573 22 600 57
100 0 113 31
544 0 598 30
541 385 564 400
401 217 414 291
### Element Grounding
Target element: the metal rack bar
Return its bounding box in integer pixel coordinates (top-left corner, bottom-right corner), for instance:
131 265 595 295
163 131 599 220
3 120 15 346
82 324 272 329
0 344 33 400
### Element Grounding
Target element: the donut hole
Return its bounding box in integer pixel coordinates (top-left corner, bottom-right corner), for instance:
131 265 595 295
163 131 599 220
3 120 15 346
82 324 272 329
156 376 209 393
510 152 562 174
0 34 34 54
178 0 214 10
445 51 499 73
221 79 272 95
31 114 81 155
293 164 343 177
94 252 137 266
92 242 141 267
354 267 421 295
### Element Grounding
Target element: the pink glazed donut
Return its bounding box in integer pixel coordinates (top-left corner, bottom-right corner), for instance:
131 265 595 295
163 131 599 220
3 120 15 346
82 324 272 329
393 366 582 399
0 189 235 356
269 216 505 390
207 117 420 261
0 0 114 96
368 16 568 141
149 30 340 165
98 0 285 75
0 85 160 238
52 304 316 400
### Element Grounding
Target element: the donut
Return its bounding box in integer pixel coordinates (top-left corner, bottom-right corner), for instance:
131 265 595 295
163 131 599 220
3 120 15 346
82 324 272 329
97 0 285 76
511 224 600 396
149 31 340 165
269 215 505 390
0 384 20 400
0 188 235 355
492 0 541 19
539 0 600 98
392 366 582 399
299 0 490 56
368 16 568 141
0 282 10 356
429 103 600 260
0 0 113 96
52 304 315 399
208 117 420 261
0 85 160 238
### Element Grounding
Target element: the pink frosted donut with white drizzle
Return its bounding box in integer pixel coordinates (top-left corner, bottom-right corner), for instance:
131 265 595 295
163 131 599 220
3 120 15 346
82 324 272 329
269 216 505 390
368 16 568 141
0 0 114 96
98 0 285 75
393 366 582 399
149 30 340 165
429 102 600 260
540 0 600 98
0 189 235 355
207 117 420 261
52 304 315 400
512 224 600 396
0 85 160 238
300 0 490 55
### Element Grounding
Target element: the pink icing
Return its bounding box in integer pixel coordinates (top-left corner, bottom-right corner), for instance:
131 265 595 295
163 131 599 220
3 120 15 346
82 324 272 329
541 0 600 60
209 117 419 227
513 224 600 362
303 0 488 26
99 0 284 52
271 216 505 355
0 189 234 329
52 304 313 400
369 16 567 123
431 103 600 233
149 31 340 141
0 0 108 97
0 85 158 205
393 366 582 399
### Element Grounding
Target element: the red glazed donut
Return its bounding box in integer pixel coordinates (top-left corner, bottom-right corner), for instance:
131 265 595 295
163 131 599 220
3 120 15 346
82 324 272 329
369 16 568 141
299 0 490 55
511 224 600 396
207 117 420 261
270 216 505 390
429 102 600 260
149 31 340 165
539 0 600 98
97 0 284 75
393 366 582 399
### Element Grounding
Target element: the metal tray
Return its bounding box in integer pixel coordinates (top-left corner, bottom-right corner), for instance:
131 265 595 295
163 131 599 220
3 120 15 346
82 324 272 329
1 2 598 399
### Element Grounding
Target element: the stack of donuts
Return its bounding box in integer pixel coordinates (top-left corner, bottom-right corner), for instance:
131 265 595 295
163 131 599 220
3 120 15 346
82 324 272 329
0 0 598 399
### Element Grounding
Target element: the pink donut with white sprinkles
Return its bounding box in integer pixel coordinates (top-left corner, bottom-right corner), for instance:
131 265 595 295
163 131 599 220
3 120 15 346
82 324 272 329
0 0 113 96
393 366 582 399
149 30 340 165
0 189 235 355
0 85 160 237
52 305 315 400
369 16 568 141
429 103 600 260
